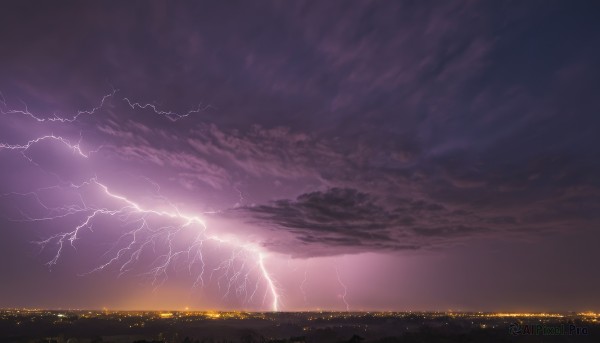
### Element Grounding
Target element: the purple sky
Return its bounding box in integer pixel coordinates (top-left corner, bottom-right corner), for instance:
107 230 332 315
0 1 599 312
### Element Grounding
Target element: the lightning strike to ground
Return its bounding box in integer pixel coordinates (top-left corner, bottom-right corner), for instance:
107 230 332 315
0 91 280 311
335 265 350 311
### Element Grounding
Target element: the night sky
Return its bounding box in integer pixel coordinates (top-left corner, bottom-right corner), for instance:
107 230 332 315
1 1 599 312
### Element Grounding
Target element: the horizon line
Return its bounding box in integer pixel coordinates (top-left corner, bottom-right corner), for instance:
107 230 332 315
1 308 597 314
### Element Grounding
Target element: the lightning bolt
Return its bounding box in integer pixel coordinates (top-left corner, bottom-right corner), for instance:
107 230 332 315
335 265 350 311
0 89 117 123
258 253 279 311
0 90 280 311
123 97 213 122
0 133 100 161
299 261 309 307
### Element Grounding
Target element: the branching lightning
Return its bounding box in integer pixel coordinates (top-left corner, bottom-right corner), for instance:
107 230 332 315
0 133 99 161
0 89 117 123
0 91 279 311
123 97 214 122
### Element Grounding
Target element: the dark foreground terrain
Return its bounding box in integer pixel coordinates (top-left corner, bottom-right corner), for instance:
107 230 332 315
0 310 598 343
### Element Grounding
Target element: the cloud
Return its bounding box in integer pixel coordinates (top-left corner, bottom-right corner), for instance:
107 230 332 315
237 188 504 257
1 0 599 258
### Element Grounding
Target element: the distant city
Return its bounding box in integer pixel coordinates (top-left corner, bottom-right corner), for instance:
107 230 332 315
0 309 597 343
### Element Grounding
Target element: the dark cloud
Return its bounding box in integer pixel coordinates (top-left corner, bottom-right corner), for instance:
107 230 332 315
238 188 511 257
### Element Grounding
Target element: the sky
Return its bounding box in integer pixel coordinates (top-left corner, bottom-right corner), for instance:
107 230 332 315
0 0 599 312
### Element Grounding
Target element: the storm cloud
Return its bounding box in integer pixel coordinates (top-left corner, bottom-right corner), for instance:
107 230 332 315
1 0 600 310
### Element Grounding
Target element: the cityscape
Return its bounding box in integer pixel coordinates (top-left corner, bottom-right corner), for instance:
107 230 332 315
1 309 598 342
